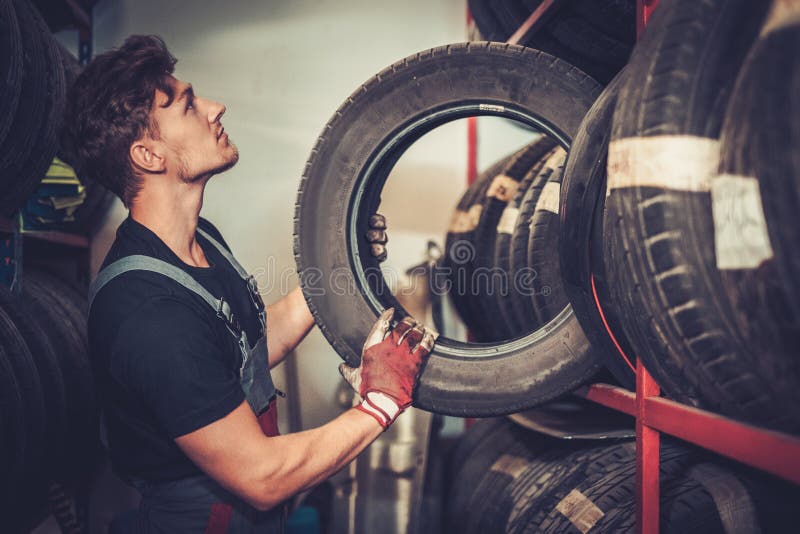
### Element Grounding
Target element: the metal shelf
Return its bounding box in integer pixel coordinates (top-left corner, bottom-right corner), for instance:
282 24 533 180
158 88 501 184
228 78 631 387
0 216 89 249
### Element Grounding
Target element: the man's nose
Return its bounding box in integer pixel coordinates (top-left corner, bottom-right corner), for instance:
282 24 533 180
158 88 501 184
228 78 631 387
208 100 226 123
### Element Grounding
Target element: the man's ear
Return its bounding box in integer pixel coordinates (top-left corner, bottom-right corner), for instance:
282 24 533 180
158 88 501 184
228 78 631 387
130 138 166 173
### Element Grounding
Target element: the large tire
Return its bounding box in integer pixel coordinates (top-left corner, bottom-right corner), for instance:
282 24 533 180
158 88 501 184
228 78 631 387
295 43 602 416
559 70 636 389
602 0 786 428
712 16 800 430
0 0 65 215
0 0 22 148
469 137 556 341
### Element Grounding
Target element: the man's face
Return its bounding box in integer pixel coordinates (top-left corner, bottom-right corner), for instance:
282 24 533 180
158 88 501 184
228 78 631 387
149 76 239 181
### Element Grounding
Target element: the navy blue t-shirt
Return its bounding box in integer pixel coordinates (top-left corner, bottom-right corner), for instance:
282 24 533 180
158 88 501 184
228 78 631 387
89 216 263 482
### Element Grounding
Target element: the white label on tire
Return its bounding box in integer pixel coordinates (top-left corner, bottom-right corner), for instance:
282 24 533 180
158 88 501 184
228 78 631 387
555 489 605 534
479 104 505 113
497 206 520 234
448 203 483 233
762 0 800 36
607 136 720 194
711 174 774 270
538 181 561 214
490 454 529 478
487 174 520 202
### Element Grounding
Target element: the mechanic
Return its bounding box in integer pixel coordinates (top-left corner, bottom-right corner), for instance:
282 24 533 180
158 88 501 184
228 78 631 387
62 35 435 533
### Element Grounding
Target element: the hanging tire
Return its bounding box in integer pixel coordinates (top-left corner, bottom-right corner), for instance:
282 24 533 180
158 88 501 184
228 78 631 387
507 148 563 331
444 156 506 341
559 70 636 389
492 147 554 337
466 0 635 83
0 0 22 148
711 15 800 432
0 0 65 215
469 137 556 341
526 154 568 326
294 43 602 416
602 0 789 429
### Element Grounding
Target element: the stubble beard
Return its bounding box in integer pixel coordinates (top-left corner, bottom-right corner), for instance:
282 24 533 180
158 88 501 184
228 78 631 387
179 141 240 184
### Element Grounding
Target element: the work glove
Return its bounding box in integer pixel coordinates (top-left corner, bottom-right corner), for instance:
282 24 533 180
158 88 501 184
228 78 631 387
339 308 437 429
366 213 388 262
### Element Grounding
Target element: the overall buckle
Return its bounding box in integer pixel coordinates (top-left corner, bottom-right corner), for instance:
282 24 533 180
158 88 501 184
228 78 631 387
216 298 241 338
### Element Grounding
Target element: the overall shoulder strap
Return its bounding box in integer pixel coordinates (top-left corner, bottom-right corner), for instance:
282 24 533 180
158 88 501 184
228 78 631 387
88 255 238 333
197 227 248 280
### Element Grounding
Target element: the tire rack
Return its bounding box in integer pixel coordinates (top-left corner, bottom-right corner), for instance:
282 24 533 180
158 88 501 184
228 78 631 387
464 1 800 533
1 5 94 531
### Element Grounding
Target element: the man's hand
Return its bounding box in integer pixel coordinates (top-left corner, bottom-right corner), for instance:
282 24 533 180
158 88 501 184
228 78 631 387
339 308 436 428
366 213 388 262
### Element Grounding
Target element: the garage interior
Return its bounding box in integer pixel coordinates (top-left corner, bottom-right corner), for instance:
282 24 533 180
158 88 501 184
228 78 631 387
1 0 799 532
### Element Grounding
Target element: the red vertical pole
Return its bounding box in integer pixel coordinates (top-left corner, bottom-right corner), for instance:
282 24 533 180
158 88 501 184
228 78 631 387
466 4 478 186
636 361 660 534
635 4 660 532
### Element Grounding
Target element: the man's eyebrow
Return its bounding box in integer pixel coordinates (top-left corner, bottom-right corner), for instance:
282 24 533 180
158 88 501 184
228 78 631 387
177 84 194 104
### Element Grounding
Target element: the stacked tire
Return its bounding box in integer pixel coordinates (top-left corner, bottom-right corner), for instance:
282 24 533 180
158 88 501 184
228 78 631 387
0 0 114 232
467 0 636 83
559 0 800 432
0 268 98 530
447 418 799 533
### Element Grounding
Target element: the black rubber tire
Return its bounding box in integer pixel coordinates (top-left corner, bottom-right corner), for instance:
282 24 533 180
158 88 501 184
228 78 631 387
559 70 636 389
0 282 67 479
492 148 554 338
0 286 47 511
603 0 787 429
295 43 602 416
444 157 506 341
507 148 562 330
712 21 800 431
537 440 800 533
527 160 567 326
0 331 24 512
446 417 636 534
467 0 635 83
469 137 557 341
25 269 98 481
0 0 22 148
445 418 552 534
0 0 65 216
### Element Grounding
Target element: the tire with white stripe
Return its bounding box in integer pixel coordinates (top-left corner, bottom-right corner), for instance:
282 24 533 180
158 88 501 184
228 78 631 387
602 0 789 429
559 69 636 389
713 14 800 430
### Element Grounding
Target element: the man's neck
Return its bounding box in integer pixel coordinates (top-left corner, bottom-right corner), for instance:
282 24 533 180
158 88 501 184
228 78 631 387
129 179 210 268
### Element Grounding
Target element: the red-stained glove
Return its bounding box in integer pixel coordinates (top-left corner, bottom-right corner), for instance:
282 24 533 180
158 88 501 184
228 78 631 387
339 308 437 429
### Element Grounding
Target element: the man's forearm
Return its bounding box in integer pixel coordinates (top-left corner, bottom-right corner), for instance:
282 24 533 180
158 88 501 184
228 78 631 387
266 286 314 367
250 407 382 509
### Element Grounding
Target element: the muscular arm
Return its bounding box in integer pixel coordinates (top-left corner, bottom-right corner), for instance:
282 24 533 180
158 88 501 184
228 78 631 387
176 400 382 511
265 286 314 368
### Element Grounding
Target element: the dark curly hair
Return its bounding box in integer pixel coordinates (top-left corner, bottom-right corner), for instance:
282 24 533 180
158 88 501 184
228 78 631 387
61 35 177 207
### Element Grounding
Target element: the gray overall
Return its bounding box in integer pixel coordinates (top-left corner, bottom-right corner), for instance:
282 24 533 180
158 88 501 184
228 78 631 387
90 228 284 533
